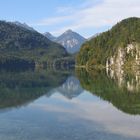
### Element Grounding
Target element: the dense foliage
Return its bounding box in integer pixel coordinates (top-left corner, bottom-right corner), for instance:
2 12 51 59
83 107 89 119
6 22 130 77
76 17 140 66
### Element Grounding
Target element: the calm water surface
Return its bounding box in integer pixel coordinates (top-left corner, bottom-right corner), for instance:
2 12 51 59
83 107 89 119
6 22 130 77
0 69 140 140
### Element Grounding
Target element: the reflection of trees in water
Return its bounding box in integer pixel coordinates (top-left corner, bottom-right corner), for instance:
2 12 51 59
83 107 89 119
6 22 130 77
0 69 71 110
2 66 140 115
76 68 140 115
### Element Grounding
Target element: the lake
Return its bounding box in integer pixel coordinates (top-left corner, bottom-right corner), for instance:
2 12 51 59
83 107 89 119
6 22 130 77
0 68 140 140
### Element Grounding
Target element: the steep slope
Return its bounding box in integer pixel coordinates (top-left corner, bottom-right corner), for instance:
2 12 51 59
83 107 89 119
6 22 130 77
77 17 140 69
0 20 68 67
88 33 99 40
13 21 35 31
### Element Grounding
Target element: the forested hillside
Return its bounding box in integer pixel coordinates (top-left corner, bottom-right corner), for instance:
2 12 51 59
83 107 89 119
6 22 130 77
0 21 70 67
76 17 140 68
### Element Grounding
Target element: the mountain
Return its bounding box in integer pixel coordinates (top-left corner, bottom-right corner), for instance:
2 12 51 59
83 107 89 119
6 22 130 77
44 32 56 41
0 20 69 68
76 17 140 69
56 30 86 53
13 21 35 31
44 30 86 54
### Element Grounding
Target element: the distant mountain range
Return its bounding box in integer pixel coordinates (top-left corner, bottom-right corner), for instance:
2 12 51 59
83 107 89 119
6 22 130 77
44 30 87 54
11 22 96 54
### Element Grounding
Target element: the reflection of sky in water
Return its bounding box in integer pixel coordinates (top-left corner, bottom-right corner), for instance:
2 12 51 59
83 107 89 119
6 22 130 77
0 90 140 140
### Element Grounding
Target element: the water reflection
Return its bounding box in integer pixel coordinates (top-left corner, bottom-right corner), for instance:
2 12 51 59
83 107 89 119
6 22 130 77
106 68 140 92
0 69 72 110
1 67 140 115
76 68 140 115
0 68 140 139
47 76 83 99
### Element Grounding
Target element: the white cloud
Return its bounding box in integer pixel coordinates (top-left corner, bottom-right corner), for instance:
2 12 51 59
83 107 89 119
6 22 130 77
34 16 71 26
31 92 140 139
34 0 140 36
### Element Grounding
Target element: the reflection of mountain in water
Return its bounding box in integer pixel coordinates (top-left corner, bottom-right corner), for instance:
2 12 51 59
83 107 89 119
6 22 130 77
0 69 72 110
47 76 83 99
76 68 140 115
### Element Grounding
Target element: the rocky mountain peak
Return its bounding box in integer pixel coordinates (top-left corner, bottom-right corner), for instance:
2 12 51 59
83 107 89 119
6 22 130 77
44 30 86 54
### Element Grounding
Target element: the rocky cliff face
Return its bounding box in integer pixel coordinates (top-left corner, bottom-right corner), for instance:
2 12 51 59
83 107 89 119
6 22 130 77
106 43 140 69
106 43 140 92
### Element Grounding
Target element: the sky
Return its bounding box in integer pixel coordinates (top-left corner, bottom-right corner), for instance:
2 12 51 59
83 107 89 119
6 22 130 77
0 0 140 38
